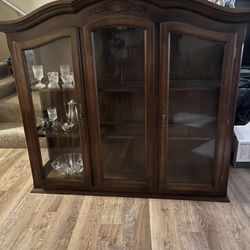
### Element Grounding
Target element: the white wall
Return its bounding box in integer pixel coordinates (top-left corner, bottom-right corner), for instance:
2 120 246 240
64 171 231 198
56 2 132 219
6 0 56 15
0 0 56 61
0 2 19 61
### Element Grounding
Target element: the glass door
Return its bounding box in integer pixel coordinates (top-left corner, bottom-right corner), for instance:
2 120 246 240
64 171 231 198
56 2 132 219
159 23 236 193
83 18 154 189
20 29 91 187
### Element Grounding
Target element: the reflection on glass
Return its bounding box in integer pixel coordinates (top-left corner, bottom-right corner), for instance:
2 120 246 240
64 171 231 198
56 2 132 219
93 27 145 181
24 38 83 180
167 33 224 184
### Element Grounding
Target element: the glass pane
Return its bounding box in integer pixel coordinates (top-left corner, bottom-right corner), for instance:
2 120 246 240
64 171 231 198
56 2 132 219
167 33 224 184
24 38 84 180
93 27 145 181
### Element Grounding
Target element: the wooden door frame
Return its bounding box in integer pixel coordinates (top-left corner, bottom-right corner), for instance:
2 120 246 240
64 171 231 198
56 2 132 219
159 22 237 195
82 16 155 190
9 28 92 188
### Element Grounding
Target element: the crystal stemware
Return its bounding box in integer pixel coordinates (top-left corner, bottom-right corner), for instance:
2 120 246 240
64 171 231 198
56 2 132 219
47 72 60 89
60 64 70 83
32 65 45 89
36 117 50 135
62 72 75 89
47 107 58 131
51 153 84 176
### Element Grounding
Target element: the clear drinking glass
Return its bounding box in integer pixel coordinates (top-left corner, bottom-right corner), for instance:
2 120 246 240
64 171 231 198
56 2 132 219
60 64 70 83
47 72 60 89
47 107 58 131
62 72 74 89
32 65 45 89
47 107 57 121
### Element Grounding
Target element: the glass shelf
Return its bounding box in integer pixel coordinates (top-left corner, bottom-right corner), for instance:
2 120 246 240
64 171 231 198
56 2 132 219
101 122 144 138
37 126 79 138
98 81 144 92
169 80 220 91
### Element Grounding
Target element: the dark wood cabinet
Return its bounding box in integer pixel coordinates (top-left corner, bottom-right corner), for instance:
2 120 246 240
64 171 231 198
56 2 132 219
1 0 250 200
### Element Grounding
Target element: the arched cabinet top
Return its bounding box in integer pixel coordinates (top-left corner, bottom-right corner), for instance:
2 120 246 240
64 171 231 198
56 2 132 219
1 0 250 33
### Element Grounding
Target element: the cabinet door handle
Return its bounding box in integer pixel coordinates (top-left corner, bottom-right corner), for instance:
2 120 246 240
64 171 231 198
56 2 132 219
161 105 167 128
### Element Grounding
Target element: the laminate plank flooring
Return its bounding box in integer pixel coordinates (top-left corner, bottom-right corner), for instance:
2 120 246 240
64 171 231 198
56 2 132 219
0 149 249 250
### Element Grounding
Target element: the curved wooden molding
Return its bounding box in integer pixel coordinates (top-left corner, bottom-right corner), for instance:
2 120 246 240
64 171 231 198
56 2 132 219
0 0 250 33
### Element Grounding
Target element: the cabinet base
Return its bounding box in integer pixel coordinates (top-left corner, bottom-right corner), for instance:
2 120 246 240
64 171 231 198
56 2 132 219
31 188 230 202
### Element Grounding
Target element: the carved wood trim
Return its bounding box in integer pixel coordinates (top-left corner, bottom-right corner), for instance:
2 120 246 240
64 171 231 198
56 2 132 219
88 0 147 15
0 0 250 33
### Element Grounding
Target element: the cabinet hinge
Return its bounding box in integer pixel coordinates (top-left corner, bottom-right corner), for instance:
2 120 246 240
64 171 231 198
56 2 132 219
160 105 167 128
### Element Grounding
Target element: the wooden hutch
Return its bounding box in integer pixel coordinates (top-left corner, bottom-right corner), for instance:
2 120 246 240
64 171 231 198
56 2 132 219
0 0 250 200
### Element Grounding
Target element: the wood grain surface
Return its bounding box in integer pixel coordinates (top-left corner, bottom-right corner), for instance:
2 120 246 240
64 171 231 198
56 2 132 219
0 148 249 250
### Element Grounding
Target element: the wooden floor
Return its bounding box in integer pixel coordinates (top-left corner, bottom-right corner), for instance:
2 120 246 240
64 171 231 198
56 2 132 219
0 149 249 250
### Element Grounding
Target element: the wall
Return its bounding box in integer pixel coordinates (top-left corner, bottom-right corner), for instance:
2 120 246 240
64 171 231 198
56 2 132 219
5 0 56 14
0 0 56 61
25 38 73 82
0 2 19 61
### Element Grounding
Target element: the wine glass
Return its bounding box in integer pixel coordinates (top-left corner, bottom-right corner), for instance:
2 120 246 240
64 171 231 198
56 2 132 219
32 65 45 89
62 72 74 89
47 72 60 89
47 107 58 131
36 117 50 135
60 64 70 84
